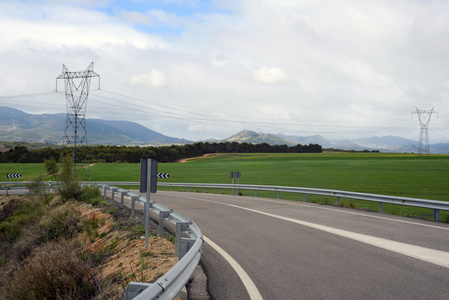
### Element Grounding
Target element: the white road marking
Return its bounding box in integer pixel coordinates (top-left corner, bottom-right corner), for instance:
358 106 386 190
196 192 449 231
181 194 449 269
203 235 264 300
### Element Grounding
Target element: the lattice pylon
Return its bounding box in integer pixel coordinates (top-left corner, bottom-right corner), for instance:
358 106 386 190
412 107 437 155
56 62 100 177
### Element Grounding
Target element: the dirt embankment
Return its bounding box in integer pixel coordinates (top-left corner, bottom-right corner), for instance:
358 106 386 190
0 195 177 299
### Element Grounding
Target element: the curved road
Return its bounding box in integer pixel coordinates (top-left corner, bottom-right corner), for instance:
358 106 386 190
151 191 449 299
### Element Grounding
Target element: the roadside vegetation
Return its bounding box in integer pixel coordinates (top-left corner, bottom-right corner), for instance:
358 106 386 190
0 157 176 299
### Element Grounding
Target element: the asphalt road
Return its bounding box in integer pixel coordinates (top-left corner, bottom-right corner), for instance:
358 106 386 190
151 191 449 300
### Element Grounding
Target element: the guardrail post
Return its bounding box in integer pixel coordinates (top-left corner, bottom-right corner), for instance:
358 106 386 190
103 185 108 200
131 195 139 217
379 203 384 213
255 190 258 197
171 186 173 191
158 211 170 237
434 209 440 222
125 282 153 300
120 191 127 208
277 191 280 199
111 187 118 204
179 238 196 260
175 222 190 258
6 186 9 196
337 197 340 207
202 187 205 193
303 194 307 202
218 188 221 194
188 187 190 192
236 188 239 195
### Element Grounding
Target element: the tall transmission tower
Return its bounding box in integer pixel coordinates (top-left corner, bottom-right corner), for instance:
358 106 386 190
412 107 438 155
56 62 100 177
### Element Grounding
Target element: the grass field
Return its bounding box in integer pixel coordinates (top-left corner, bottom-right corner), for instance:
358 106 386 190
2 152 449 221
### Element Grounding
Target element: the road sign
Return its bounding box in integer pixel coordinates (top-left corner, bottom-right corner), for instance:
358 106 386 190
157 173 169 179
231 172 240 178
7 173 21 178
140 158 158 193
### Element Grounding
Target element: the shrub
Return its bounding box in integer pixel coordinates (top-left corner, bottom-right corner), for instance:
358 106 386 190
39 201 81 242
28 175 51 204
57 156 82 201
80 185 104 206
0 198 44 243
1 240 101 299
82 214 105 242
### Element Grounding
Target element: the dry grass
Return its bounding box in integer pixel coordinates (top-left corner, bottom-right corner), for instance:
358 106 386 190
0 195 177 299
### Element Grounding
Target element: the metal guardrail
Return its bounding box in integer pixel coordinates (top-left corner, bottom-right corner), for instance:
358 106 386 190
95 184 203 300
156 182 449 222
1 181 448 222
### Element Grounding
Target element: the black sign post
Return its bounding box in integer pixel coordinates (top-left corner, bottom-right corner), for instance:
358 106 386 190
231 172 241 195
140 158 158 248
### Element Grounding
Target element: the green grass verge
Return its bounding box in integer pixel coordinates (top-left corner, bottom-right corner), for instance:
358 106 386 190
2 153 449 221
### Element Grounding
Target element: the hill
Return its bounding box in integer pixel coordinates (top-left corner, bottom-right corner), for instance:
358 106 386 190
0 106 191 145
275 133 449 154
221 131 449 154
222 130 295 145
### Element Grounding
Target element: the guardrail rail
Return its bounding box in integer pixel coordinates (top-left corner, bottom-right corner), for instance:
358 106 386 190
2 181 448 222
94 184 203 300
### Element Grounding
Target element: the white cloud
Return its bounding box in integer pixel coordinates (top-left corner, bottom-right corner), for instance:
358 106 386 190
128 70 167 87
1 0 449 142
253 66 290 85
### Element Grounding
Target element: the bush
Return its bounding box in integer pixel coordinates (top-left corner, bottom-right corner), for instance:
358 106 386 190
0 198 44 243
80 185 104 206
39 201 81 242
28 175 51 204
1 240 101 299
57 156 82 201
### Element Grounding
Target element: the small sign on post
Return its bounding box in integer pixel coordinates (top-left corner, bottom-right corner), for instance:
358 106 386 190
231 171 241 195
140 158 158 248
157 173 170 190
7 173 21 184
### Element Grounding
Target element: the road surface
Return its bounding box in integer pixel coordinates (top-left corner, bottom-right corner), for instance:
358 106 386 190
151 191 449 300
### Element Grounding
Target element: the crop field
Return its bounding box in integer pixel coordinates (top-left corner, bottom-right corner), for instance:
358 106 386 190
1 152 449 221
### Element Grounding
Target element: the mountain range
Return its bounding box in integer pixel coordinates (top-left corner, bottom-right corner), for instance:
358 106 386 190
0 106 189 145
1 106 448 153
220 130 449 154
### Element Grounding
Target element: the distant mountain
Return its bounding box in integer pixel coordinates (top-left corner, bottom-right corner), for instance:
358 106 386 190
0 106 191 145
223 130 295 146
276 133 449 154
2 106 448 153
221 131 449 154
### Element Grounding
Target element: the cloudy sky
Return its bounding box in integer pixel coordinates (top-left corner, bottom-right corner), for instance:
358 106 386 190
1 0 449 143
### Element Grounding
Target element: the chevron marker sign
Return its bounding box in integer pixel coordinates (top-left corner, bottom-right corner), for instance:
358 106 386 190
157 173 169 179
7 173 22 178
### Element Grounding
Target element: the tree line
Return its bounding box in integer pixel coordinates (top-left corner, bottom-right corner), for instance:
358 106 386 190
0 142 322 164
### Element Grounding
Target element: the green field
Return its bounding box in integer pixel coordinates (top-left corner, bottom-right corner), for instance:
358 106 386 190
2 153 449 221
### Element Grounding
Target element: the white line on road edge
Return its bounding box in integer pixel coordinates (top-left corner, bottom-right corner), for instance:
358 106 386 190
188 196 449 269
191 192 449 231
204 235 264 300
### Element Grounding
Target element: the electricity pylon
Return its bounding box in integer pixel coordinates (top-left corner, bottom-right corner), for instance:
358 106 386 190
412 107 437 155
56 62 100 177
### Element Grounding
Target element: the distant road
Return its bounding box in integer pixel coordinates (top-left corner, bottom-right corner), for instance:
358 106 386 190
152 191 449 299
